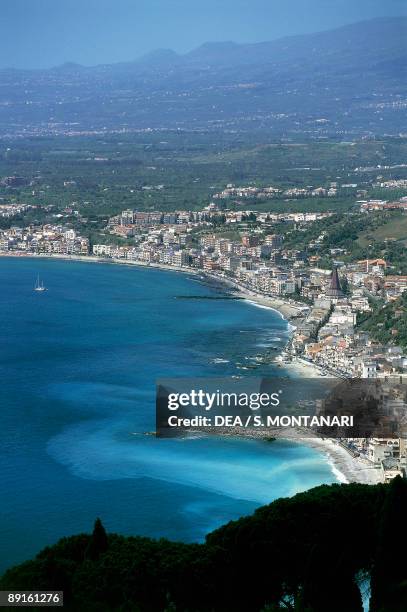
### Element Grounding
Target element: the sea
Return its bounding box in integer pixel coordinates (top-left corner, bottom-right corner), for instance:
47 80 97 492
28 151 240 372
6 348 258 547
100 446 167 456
0 257 337 572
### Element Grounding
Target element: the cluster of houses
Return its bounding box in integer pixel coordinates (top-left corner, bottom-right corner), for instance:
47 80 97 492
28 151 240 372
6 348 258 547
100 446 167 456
93 206 332 277
0 175 28 187
290 265 406 377
360 438 407 482
0 225 89 255
212 182 338 200
359 197 407 212
107 206 331 229
374 179 407 189
0 203 34 218
288 265 407 482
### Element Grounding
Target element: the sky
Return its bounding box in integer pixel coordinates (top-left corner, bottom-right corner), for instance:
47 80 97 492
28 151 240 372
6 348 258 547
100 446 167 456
1 0 406 69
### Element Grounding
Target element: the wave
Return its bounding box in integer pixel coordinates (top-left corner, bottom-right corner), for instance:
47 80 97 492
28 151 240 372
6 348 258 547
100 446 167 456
244 299 287 320
327 458 349 484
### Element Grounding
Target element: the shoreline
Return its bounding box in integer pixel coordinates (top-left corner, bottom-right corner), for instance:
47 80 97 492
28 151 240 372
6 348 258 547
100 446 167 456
294 436 381 485
200 427 382 485
2 252 380 484
0 252 305 320
2 252 324 376
200 270 307 321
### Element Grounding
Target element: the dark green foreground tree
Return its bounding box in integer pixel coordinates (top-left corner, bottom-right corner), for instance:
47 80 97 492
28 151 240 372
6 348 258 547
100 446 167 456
1 481 406 611
85 518 108 561
370 476 407 612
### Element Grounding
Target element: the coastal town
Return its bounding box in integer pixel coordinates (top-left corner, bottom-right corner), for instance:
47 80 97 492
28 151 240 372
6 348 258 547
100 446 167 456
1 196 406 384
1 190 406 483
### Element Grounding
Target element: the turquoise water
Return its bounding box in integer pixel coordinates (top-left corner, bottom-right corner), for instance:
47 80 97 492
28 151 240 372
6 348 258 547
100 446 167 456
0 258 336 572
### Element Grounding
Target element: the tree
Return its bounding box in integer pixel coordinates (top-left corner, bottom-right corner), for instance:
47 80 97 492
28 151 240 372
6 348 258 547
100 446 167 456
85 518 108 561
370 476 407 612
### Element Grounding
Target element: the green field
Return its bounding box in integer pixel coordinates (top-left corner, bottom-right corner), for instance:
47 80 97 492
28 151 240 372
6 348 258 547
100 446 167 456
1 134 407 221
358 214 407 246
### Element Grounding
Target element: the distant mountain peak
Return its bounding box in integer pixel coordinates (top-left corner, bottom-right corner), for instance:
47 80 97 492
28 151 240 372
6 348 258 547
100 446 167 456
189 41 239 53
137 48 180 65
54 61 85 72
185 41 242 64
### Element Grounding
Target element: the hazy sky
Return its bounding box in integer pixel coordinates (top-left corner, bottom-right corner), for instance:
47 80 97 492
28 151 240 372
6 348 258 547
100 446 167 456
1 0 406 69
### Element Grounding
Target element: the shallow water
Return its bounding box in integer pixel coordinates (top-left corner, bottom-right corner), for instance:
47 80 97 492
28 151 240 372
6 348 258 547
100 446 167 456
0 258 336 571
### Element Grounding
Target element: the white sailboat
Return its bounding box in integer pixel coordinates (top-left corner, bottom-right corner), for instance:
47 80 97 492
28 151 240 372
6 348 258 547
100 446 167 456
34 274 46 292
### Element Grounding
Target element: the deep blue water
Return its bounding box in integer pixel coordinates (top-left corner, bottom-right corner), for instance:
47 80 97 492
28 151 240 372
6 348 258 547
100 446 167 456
0 258 336 572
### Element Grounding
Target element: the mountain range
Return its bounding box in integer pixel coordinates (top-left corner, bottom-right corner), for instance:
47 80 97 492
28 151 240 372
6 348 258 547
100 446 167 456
0 17 406 137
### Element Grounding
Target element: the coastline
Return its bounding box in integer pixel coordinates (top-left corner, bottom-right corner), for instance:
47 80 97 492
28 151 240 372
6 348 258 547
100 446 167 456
2 252 380 485
302 436 381 485
200 270 306 320
292 436 381 485
0 252 304 319
2 252 323 376
201 427 382 485
0 252 200 276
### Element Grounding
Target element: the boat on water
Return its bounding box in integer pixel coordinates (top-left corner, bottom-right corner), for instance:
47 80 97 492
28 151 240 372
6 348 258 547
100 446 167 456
34 275 47 292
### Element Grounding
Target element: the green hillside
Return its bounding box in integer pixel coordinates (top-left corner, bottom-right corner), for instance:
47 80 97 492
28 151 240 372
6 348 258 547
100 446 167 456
358 292 407 351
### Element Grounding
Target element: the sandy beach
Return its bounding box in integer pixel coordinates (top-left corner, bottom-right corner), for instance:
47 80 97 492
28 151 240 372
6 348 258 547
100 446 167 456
201 270 306 320
282 356 327 379
201 426 382 485
301 437 382 485
237 293 305 320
